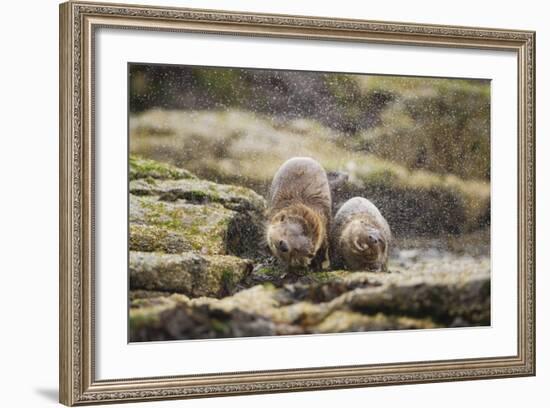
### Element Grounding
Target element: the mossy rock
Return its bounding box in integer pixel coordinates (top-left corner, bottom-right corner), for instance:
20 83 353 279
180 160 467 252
355 76 490 180
129 191 266 258
129 295 182 337
129 251 253 298
130 110 489 237
129 155 196 181
346 274 490 326
130 289 174 301
130 195 236 255
130 69 489 180
129 224 193 254
129 256 490 341
129 293 279 342
332 166 490 236
314 311 438 333
130 177 266 213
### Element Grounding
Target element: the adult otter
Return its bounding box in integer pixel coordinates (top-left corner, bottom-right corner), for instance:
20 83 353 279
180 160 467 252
331 197 391 272
266 157 331 270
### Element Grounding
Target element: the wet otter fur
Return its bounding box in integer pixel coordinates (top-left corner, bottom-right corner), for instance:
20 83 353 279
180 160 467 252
331 197 391 271
266 157 331 270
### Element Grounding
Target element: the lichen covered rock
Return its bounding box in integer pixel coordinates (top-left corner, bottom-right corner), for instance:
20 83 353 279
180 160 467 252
129 254 490 341
130 110 489 236
127 156 490 342
130 195 235 255
129 155 267 299
129 155 267 258
130 177 265 212
129 251 253 297
129 155 196 181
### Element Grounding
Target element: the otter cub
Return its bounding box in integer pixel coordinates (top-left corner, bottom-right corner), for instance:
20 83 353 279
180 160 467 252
331 197 391 272
266 157 331 270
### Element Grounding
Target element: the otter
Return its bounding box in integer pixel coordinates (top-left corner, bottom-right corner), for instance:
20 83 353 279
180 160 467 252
331 197 391 272
266 157 332 270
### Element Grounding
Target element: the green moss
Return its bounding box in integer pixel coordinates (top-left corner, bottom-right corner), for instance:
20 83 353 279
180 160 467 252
129 312 157 332
255 266 282 279
144 176 157 185
220 268 237 294
359 77 491 180
210 318 231 335
130 224 167 249
185 190 211 202
193 68 249 104
140 200 184 230
310 271 337 283
128 299 177 331
365 76 490 99
324 74 361 104
134 197 234 254
261 282 276 290
361 168 400 186
129 224 191 253
255 267 274 275
221 269 234 283
130 111 488 237
129 155 196 180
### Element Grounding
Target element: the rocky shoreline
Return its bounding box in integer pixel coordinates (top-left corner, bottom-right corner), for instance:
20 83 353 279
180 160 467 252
128 156 490 342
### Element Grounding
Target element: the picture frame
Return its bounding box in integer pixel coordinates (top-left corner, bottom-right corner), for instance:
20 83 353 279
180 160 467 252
59 1 536 405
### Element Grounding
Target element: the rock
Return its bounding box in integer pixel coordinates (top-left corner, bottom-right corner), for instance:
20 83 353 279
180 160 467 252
129 252 253 297
129 255 490 341
342 271 491 326
225 210 269 260
129 155 196 181
332 167 490 236
130 110 489 236
129 159 267 258
129 290 172 301
129 224 193 254
354 76 490 180
131 303 279 342
126 156 491 341
129 293 281 342
314 311 438 333
129 66 489 172
130 195 236 255
128 156 270 303
130 177 266 213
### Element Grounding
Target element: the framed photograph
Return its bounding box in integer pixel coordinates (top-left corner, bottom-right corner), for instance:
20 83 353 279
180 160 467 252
59 1 536 405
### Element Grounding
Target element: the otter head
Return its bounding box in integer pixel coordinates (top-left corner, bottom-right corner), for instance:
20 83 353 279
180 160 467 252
341 219 386 270
267 213 316 269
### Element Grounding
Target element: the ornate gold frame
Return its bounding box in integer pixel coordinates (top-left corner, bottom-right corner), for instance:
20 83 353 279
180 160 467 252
59 1 536 405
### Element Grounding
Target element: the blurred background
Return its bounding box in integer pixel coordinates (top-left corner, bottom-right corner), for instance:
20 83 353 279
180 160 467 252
129 63 490 243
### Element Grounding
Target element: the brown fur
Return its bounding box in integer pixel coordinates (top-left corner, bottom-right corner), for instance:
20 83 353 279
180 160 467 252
267 158 331 270
331 197 391 272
